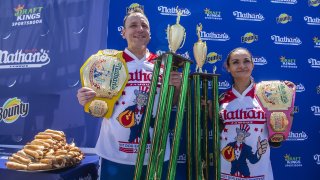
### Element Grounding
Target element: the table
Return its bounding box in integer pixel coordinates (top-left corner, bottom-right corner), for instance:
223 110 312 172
0 148 99 180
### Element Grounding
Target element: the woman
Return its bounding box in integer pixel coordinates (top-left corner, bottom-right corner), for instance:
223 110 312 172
77 7 181 179
219 47 272 179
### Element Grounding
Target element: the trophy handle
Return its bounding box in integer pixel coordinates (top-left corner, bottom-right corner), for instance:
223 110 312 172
179 32 186 49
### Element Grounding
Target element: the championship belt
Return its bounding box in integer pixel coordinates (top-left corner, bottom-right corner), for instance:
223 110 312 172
256 81 296 144
80 49 129 118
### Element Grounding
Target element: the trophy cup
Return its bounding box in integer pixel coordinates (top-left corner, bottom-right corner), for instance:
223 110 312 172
193 23 207 73
80 50 129 118
167 8 186 53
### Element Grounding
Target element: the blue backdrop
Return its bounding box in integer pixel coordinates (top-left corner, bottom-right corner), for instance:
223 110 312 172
0 0 319 179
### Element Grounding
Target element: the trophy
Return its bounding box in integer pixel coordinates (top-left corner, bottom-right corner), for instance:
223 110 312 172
80 49 129 118
193 23 207 73
167 7 186 53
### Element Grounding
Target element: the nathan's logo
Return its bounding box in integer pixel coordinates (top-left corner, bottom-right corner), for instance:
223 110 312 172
157 50 190 60
204 8 222 20
241 0 257 2
271 35 302 45
207 52 222 64
117 26 124 36
308 58 320 68
284 154 302 167
177 153 186 164
271 35 302 46
200 31 230 41
287 131 308 141
218 80 231 90
311 106 320 116
12 4 43 27
304 16 320 25
309 0 320 7
0 49 50 69
233 11 264 21
296 83 305 93
252 56 267 65
241 32 258 43
271 0 297 4
221 109 266 120
313 37 320 48
0 98 29 123
277 13 292 24
158 6 191 16
314 154 320 165
280 56 297 68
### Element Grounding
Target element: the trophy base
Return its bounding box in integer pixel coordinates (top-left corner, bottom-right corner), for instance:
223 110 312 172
156 52 193 69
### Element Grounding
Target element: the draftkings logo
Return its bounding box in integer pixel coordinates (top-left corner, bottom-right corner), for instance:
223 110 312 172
0 98 29 124
0 48 50 69
314 154 320 165
311 106 320 116
313 37 320 48
276 13 292 24
309 0 320 7
12 4 43 27
200 31 230 41
233 11 264 21
252 56 267 65
241 32 258 43
177 153 186 164
157 6 191 16
304 16 320 25
296 83 305 93
308 58 320 68
271 0 297 4
287 131 308 141
271 35 302 45
204 8 222 20
284 154 303 167
279 56 297 68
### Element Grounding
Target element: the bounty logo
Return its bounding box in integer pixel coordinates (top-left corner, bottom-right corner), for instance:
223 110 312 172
309 0 320 7
0 49 50 69
314 154 320 165
12 4 43 27
241 32 258 43
277 13 292 24
0 98 29 124
313 37 320 48
296 83 305 93
233 11 264 21
304 16 320 25
204 8 222 20
287 131 308 141
280 56 297 68
207 52 222 64
252 56 267 65
200 31 230 41
271 0 297 4
308 58 320 68
284 154 302 167
271 35 302 45
158 6 191 16
311 106 320 116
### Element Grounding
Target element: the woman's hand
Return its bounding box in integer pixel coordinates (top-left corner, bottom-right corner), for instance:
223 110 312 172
169 71 182 88
77 87 96 106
